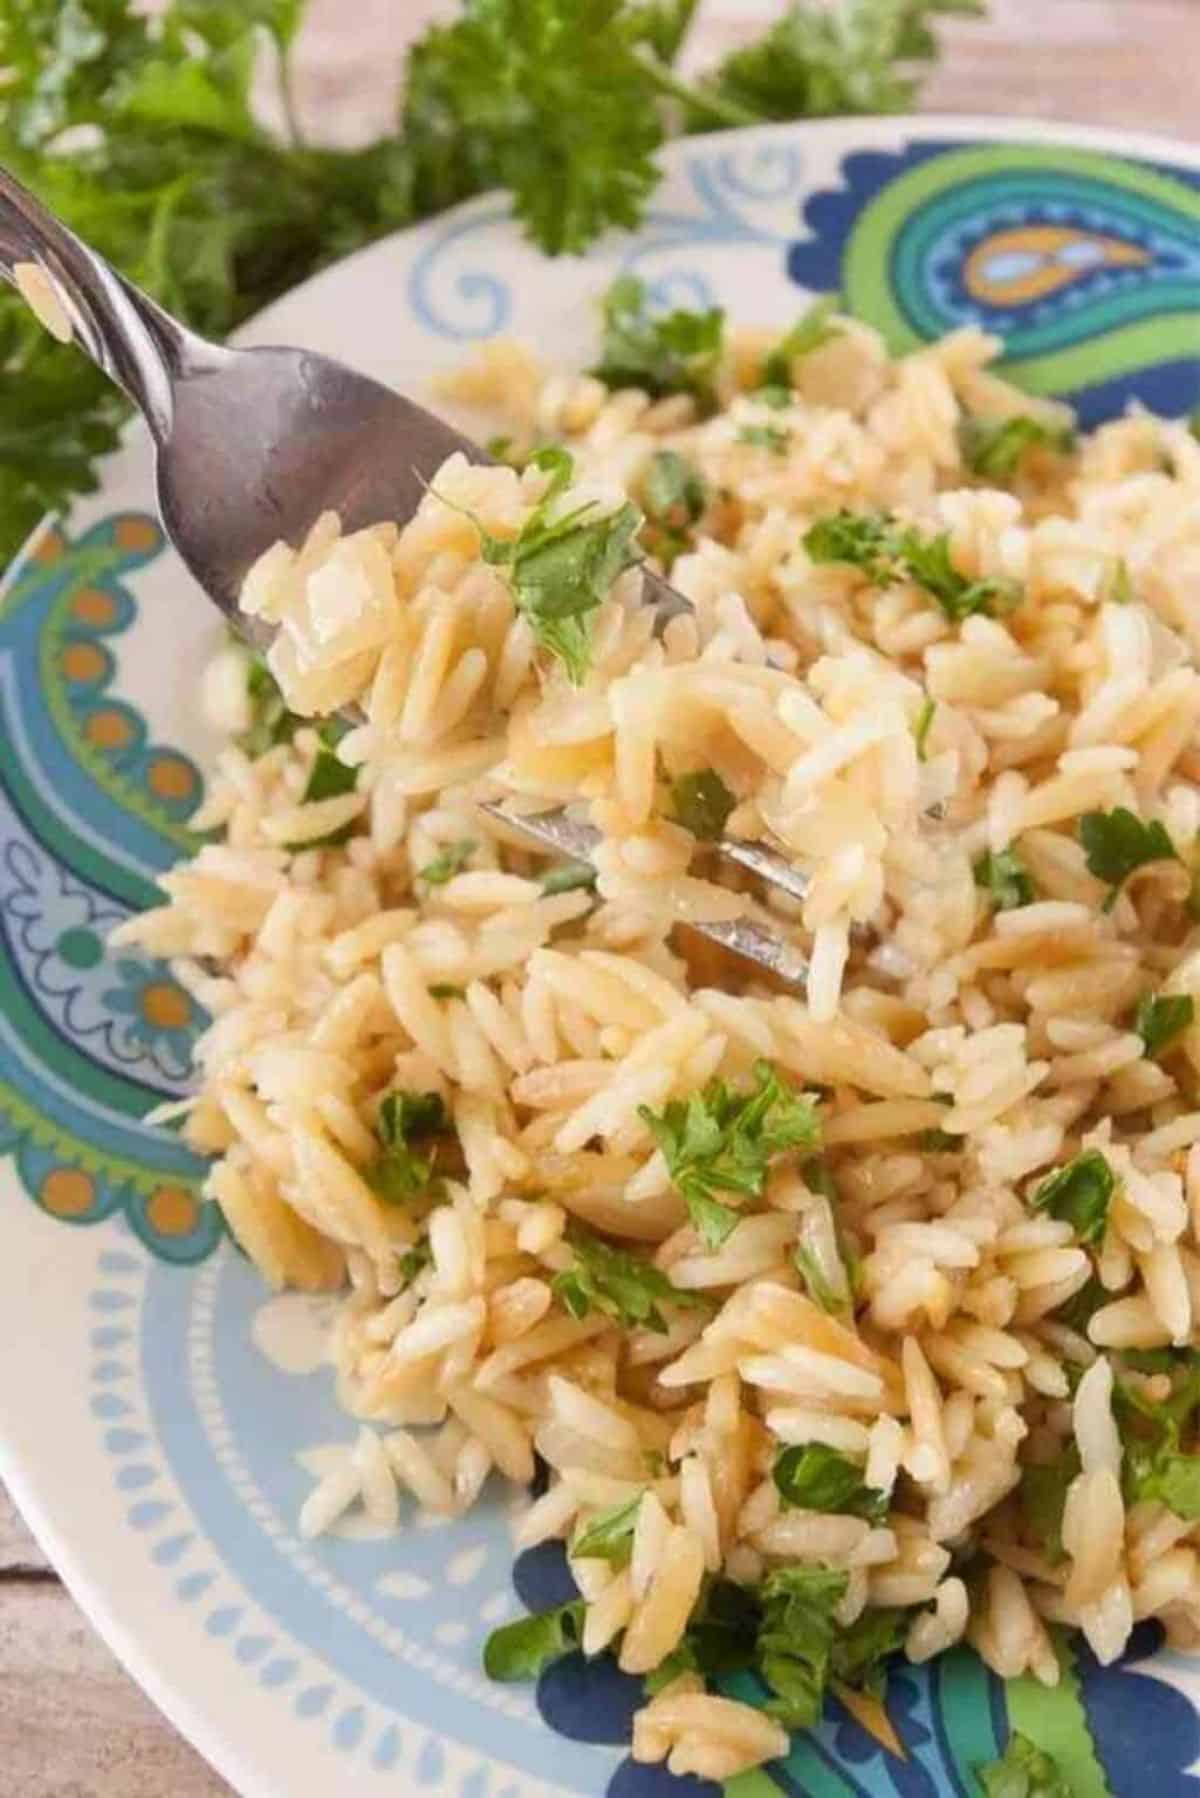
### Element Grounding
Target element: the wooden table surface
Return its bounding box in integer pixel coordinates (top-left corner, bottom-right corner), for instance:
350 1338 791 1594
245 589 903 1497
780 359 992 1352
4 0 1199 1791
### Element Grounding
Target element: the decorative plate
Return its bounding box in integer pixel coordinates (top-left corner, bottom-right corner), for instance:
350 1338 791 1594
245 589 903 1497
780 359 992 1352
4 116 1200 1798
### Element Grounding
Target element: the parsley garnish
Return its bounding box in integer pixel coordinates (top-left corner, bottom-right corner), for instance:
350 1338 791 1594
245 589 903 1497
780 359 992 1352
640 1060 820 1249
976 1732 1074 1798
804 509 1020 621
288 722 358 849
1114 1350 1200 1520
368 1091 449 1206
592 276 724 412
238 651 300 759
913 697 936 761
737 422 790 454
483 1600 584 1681
671 768 736 840
539 860 597 896
641 448 707 566
418 839 476 885
1018 1447 1080 1564
1135 992 1194 1058
398 1237 433 1285
572 1494 642 1567
427 983 466 1000
1029 1150 1115 1245
762 294 841 387
773 1444 888 1523
552 1226 706 1333
448 446 641 683
960 414 1075 481
974 847 1035 911
1079 807 1177 910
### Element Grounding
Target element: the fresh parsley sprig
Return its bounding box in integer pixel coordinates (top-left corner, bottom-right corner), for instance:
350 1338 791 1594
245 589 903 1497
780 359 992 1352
1079 807 1177 911
640 1060 821 1249
804 509 1021 621
552 1225 706 1332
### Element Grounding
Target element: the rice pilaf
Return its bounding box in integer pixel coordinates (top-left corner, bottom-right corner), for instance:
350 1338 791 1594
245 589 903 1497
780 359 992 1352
116 297 1200 1780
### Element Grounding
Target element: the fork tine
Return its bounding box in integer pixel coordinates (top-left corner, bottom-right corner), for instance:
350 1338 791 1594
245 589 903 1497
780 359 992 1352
477 801 808 988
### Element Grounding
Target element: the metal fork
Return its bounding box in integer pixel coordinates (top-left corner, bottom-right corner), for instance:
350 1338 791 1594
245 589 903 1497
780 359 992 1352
0 164 809 987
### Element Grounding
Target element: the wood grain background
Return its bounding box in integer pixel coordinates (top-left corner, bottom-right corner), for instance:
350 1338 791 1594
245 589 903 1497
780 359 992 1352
4 0 1198 1790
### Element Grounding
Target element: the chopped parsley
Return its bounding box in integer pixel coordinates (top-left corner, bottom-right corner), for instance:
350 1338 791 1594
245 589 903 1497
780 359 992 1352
640 1060 821 1249
592 276 724 413
974 847 1036 911
572 1494 643 1567
427 983 466 1000
552 1226 706 1333
539 859 597 896
368 1091 449 1206
483 1600 584 1681
238 651 300 759
288 721 358 849
960 414 1075 481
804 509 1021 621
418 839 476 885
761 294 841 387
1029 1150 1115 1246
454 446 642 683
1115 1350 1200 1520
1079 807 1177 910
1106 557 1134 605
1135 992 1195 1058
773 1444 888 1524
976 1732 1074 1798
737 422 790 455
913 697 936 761
1019 1446 1080 1563
641 449 707 566
671 768 737 840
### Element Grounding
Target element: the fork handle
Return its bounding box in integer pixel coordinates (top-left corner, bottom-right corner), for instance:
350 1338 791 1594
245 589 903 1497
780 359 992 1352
0 163 206 443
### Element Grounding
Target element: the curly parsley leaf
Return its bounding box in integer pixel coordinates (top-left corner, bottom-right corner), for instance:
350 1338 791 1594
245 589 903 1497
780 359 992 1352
368 1090 449 1206
804 509 1020 620
707 0 984 122
641 448 707 566
552 1226 706 1332
773 1444 888 1523
1029 1150 1115 1246
1079 807 1177 910
483 1599 585 1681
1135 992 1195 1058
671 768 736 840
592 275 724 412
976 1731 1074 1798
762 294 841 386
974 847 1036 911
960 414 1075 481
419 839 476 885
572 1494 643 1566
640 1060 821 1249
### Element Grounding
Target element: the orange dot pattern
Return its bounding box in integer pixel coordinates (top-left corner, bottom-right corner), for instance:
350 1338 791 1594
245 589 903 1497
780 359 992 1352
61 641 107 684
41 1168 95 1218
146 1186 199 1238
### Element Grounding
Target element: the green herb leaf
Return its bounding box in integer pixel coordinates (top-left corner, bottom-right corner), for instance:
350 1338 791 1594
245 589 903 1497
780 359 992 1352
418 839 476 885
640 1060 821 1250
539 859 598 896
369 1090 449 1206
757 1564 848 1729
482 1600 585 1681
572 1494 643 1566
804 509 1020 621
237 651 300 758
1079 807 1177 909
913 697 936 762
773 1444 888 1523
828 1605 907 1698
794 1242 844 1314
976 1731 1074 1798
671 768 736 840
289 724 358 848
960 414 1075 481
398 1237 433 1285
974 847 1036 911
1019 1446 1080 1563
737 422 790 455
753 383 793 410
641 448 707 568
1106 557 1134 605
1135 992 1195 1058
552 1226 706 1332
593 275 724 412
1029 1150 1115 1246
643 1575 762 1694
1114 1350 1200 1519
1056 1275 1107 1335
428 983 466 1000
762 294 841 387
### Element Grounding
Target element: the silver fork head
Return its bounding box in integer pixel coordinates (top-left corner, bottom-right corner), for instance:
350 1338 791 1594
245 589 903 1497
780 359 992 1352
479 802 808 988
